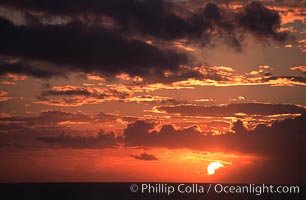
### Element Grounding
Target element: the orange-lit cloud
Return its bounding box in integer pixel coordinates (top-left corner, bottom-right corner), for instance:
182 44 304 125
124 95 180 104
36 83 187 106
290 65 306 74
277 7 306 25
297 39 306 52
173 41 196 52
0 90 11 102
86 74 106 82
0 73 27 85
6 73 27 81
36 85 129 106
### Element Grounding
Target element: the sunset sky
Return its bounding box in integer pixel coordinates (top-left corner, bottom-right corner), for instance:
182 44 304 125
0 0 305 184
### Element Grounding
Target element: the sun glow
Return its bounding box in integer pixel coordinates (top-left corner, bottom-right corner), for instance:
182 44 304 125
207 162 224 175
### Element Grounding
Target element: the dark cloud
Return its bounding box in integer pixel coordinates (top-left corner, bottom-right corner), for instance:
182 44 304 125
145 66 227 84
37 85 132 106
0 60 64 78
0 109 130 150
36 130 119 149
231 119 248 134
157 103 305 116
0 122 77 148
0 0 203 39
0 110 120 125
124 120 204 148
0 1 289 79
231 114 306 165
123 114 306 153
40 87 109 100
131 152 158 161
40 86 129 100
0 17 188 77
32 110 90 124
236 1 287 41
0 110 89 125
41 89 94 97
0 1 287 41
0 110 131 148
3 109 304 154
38 86 184 105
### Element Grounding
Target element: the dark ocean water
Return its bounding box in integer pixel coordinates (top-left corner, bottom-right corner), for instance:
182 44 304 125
0 183 304 200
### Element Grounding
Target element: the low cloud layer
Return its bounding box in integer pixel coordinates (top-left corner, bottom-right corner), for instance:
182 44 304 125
0 110 119 125
123 114 306 162
158 103 306 116
36 130 118 149
1 108 305 184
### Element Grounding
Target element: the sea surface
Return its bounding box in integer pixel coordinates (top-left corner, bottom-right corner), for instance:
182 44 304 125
0 183 304 200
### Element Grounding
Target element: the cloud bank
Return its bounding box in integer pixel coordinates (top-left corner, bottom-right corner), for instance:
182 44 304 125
0 1 288 79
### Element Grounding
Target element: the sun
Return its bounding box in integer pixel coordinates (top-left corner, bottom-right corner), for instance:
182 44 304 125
207 162 224 175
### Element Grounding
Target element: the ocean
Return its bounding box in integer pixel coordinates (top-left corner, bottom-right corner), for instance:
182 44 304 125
0 183 304 200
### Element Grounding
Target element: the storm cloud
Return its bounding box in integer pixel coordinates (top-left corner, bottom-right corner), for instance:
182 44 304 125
237 1 287 41
0 0 287 41
0 61 64 78
0 17 188 77
0 1 289 79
